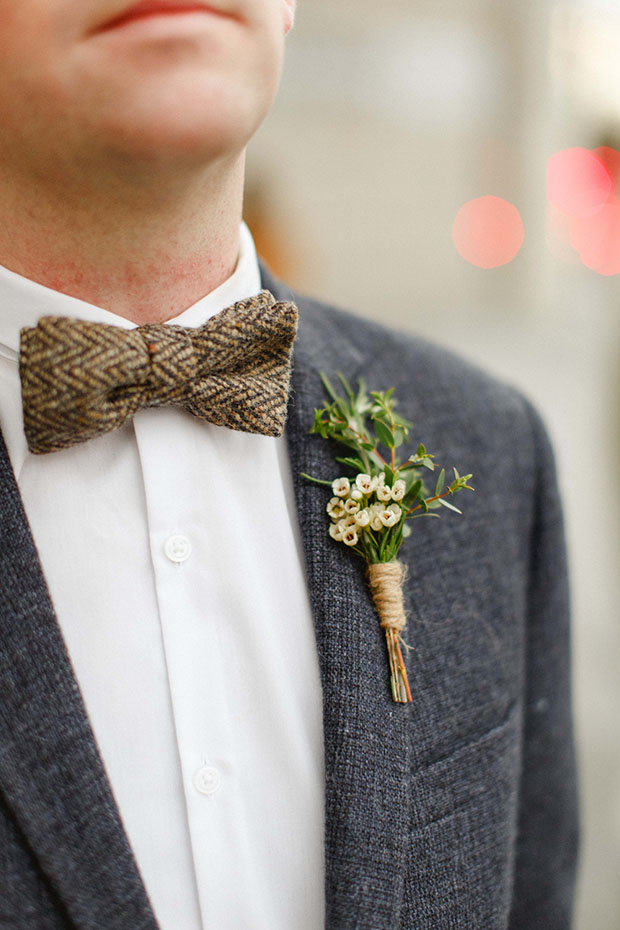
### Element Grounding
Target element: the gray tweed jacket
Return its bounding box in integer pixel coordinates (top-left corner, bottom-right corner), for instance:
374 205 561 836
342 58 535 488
0 267 578 930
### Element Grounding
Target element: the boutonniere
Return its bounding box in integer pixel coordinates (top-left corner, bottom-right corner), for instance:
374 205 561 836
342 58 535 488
302 374 474 704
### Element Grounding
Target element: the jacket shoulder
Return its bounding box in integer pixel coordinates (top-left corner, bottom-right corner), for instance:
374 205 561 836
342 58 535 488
293 287 544 453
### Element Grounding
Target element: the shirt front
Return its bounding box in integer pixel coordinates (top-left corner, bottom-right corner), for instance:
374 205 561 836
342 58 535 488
0 224 326 930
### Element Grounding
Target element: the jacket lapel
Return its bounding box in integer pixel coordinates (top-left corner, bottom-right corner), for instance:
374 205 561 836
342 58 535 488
264 268 414 929
0 430 159 930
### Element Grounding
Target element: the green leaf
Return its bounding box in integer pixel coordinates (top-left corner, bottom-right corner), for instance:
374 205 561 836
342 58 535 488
336 372 355 404
434 467 445 496
373 418 394 450
417 443 426 457
393 413 413 431
319 372 339 404
335 456 366 472
439 498 462 514
405 477 422 500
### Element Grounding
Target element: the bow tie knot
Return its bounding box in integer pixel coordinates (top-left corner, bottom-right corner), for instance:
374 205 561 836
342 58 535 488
19 289 298 454
136 324 197 406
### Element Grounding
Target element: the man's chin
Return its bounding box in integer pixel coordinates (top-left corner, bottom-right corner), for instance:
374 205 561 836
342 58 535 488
83 90 263 172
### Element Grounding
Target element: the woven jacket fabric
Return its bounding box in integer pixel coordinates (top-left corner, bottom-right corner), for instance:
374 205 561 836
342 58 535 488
0 267 579 930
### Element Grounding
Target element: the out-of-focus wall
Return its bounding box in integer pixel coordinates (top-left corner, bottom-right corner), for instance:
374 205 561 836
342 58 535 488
247 1 620 927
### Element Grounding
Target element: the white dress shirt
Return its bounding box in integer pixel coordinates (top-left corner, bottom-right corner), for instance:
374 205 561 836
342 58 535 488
0 223 326 930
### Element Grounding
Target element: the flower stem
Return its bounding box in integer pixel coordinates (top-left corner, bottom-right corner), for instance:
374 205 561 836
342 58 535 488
405 488 453 515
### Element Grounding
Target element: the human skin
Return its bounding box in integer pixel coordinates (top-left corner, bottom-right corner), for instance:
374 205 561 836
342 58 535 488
0 0 295 323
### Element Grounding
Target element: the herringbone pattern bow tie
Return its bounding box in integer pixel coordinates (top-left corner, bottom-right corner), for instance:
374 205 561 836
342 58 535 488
19 290 298 455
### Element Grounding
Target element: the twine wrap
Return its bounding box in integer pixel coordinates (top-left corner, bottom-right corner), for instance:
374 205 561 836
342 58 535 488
367 560 408 633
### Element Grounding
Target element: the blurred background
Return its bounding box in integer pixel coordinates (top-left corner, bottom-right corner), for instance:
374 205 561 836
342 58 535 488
245 0 620 926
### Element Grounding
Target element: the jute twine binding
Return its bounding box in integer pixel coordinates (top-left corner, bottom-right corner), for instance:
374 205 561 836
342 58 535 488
367 560 407 633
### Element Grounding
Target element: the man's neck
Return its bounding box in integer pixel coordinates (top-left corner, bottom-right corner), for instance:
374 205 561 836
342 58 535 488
0 153 245 325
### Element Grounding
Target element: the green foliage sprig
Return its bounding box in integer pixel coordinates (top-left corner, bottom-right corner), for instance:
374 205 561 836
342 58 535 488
302 373 474 565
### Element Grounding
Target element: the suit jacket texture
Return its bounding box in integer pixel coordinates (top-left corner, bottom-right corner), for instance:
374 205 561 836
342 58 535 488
0 268 579 929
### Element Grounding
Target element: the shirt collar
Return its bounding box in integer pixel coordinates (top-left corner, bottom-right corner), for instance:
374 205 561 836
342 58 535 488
0 222 261 360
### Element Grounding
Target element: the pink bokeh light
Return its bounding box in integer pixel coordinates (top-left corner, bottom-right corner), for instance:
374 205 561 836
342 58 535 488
569 198 620 272
452 196 524 269
547 147 613 219
547 146 620 276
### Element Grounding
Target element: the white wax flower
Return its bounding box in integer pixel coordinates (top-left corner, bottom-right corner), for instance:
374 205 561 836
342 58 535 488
332 477 351 498
379 504 402 527
340 516 357 529
329 523 344 541
391 480 406 501
342 528 359 547
350 488 364 501
344 499 361 514
355 474 378 494
354 509 370 527
327 497 346 520
376 485 392 502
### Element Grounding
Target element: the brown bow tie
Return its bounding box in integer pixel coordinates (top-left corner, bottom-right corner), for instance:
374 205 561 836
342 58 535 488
19 289 298 455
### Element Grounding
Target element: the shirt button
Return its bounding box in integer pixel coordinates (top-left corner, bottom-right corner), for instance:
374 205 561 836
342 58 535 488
164 534 191 563
194 765 221 795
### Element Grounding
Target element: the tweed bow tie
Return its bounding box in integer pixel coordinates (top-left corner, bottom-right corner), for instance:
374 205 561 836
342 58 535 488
19 290 298 455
